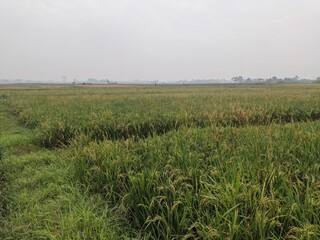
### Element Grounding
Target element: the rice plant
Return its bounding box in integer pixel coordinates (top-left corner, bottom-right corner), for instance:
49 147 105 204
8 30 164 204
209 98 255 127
3 84 320 239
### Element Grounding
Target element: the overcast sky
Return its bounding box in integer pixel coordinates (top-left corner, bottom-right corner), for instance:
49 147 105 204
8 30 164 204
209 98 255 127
0 0 319 82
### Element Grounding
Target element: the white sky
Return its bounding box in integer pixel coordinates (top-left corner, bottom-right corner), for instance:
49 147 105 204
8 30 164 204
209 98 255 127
0 0 319 81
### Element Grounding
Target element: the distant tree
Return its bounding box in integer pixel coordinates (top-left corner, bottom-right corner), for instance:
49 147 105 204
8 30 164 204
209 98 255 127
245 78 251 83
284 77 297 83
316 77 320 81
232 76 244 83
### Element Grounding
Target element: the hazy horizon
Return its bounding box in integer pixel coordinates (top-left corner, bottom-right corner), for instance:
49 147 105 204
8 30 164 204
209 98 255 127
1 0 319 82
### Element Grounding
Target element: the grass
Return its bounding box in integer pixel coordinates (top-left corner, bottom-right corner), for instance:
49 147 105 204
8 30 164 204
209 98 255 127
0 98 128 240
1 84 320 239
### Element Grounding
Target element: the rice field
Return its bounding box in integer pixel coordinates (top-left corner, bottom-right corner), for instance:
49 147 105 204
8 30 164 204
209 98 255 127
5 85 320 147
1 84 320 239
